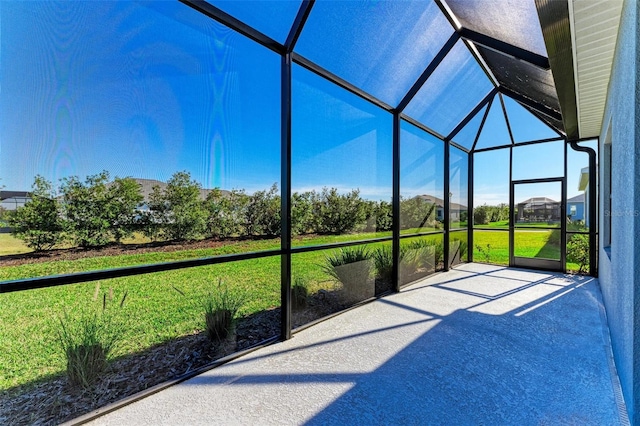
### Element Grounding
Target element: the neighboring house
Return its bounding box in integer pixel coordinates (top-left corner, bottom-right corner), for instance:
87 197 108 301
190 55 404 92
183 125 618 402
0 191 31 211
516 197 561 223
1 180 227 212
416 194 467 221
566 193 585 222
133 178 228 205
0 191 31 233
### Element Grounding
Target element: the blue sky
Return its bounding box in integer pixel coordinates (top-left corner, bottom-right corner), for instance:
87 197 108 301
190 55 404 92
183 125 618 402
1 1 594 207
1 1 281 194
474 139 597 206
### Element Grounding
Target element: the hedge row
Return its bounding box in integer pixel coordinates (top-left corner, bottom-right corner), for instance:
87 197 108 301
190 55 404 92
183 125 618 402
8 171 441 251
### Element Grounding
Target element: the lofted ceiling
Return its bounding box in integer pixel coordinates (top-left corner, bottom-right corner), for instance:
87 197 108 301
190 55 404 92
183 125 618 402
200 0 622 144
445 0 622 141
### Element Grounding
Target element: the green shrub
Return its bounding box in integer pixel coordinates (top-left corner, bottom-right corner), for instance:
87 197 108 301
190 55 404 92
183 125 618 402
474 203 510 225
372 245 394 285
459 241 468 259
372 244 426 289
473 205 490 225
449 239 468 265
313 188 368 235
291 191 314 235
106 177 144 243
10 175 65 251
245 183 281 237
399 197 437 230
363 200 393 232
322 246 373 303
60 172 112 248
372 245 398 293
57 290 126 389
404 239 443 270
475 243 492 263
203 279 245 342
291 277 308 311
567 234 589 274
375 201 393 232
203 188 247 239
146 171 207 241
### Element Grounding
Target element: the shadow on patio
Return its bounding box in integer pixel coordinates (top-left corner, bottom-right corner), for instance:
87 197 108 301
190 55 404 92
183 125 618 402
87 264 627 425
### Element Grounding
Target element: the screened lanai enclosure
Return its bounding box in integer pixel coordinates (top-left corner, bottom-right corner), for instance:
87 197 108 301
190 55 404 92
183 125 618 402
0 0 601 422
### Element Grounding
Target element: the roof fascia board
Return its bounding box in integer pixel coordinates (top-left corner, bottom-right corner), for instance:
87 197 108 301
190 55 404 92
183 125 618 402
535 0 579 139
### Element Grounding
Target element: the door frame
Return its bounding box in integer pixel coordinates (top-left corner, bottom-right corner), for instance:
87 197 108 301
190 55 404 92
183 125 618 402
509 177 566 272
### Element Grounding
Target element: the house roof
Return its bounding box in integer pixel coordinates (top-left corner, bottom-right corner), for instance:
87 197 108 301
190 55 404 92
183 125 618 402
538 0 623 139
0 191 30 201
127 179 228 203
417 194 466 211
517 197 559 208
567 193 585 203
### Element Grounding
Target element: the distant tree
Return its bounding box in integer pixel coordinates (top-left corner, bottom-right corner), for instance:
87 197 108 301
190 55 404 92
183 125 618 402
59 171 142 247
291 191 314 235
496 203 510 222
10 175 64 251
106 177 143 243
473 205 490 225
61 171 113 248
362 200 393 232
313 188 367 234
374 200 393 232
362 200 376 232
245 183 281 237
203 188 247 239
140 185 165 242
146 171 206 241
400 197 436 229
0 208 7 227
473 203 510 226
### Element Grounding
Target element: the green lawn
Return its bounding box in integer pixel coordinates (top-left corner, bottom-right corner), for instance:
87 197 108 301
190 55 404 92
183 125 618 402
476 221 562 229
0 228 582 391
0 238 281 281
0 228 444 281
0 234 33 256
0 257 282 390
476 220 587 232
482 220 509 229
0 247 343 391
514 229 561 259
1 232 445 391
473 230 510 265
473 229 582 271
473 229 561 264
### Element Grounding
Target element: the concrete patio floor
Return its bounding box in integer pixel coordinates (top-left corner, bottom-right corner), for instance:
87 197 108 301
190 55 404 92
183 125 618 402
88 263 627 425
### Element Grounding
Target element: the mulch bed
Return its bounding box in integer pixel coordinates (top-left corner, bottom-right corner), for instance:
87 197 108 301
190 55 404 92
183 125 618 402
1 239 282 425
0 238 249 267
0 290 350 426
0 309 280 425
0 237 426 424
